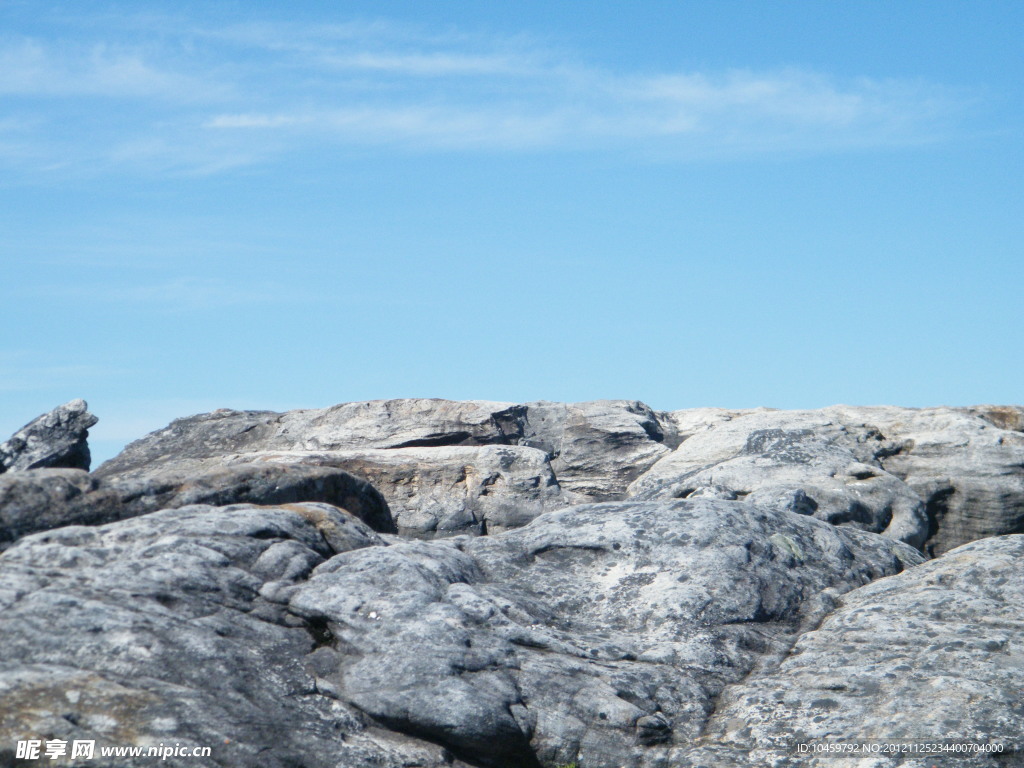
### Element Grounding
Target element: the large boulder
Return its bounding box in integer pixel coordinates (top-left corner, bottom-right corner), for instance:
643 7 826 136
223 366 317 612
629 410 929 548
216 446 572 537
288 499 922 768
672 533 1024 767
0 399 97 473
0 469 123 548
0 503 454 768
518 400 674 500
0 463 396 550
95 399 679 538
630 405 1024 555
830 405 1024 556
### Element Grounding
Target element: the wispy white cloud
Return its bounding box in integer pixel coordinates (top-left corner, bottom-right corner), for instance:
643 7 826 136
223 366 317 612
205 113 308 129
201 67 958 155
206 106 573 149
0 12 970 176
30 277 306 311
320 51 543 77
0 37 225 101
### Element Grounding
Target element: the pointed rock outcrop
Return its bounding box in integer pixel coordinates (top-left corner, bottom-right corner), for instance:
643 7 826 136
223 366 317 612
0 399 98 474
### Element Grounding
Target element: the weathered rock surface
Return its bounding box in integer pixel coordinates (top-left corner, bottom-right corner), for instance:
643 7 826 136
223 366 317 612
0 503 462 768
93 400 1024 554
628 410 929 548
93 400 529 476
0 463 395 551
0 469 123 548
105 462 395 534
829 405 1024 556
94 399 677 538
0 399 97 474
516 400 674 499
0 497 924 768
671 533 1024 767
630 405 1024 555
217 446 573 536
288 499 922 768
2 398 1023 767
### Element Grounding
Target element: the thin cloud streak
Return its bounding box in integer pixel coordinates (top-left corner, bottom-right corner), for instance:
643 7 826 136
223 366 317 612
206 113 308 129
320 51 545 77
203 70 957 152
31 277 309 312
0 38 225 102
0 13 971 175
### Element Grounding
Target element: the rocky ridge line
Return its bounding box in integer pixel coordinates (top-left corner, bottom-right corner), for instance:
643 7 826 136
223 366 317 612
0 399 1021 767
93 399 1024 554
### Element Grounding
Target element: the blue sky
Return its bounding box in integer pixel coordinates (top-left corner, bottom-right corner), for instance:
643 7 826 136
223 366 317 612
2 1 1022 465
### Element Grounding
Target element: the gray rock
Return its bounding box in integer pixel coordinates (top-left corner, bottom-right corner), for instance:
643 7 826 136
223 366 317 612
288 499 921 768
0 462 395 551
84 400 1024 553
660 407 768 442
629 404 1024 554
629 410 929 548
220 446 572 537
105 461 396 534
0 503 470 768
519 400 673 500
0 469 123 548
95 400 528 477
0 399 97 473
670 533 1024 767
828 405 1024 556
95 399 677 539
2 397 1022 767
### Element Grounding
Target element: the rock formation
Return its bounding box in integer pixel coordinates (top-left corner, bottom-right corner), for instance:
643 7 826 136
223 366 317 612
628 409 930 547
94 399 677 538
0 498 921 768
673 533 1024 767
0 399 97 474
0 398 1021 767
0 469 123 548
0 463 394 551
93 399 1024 554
